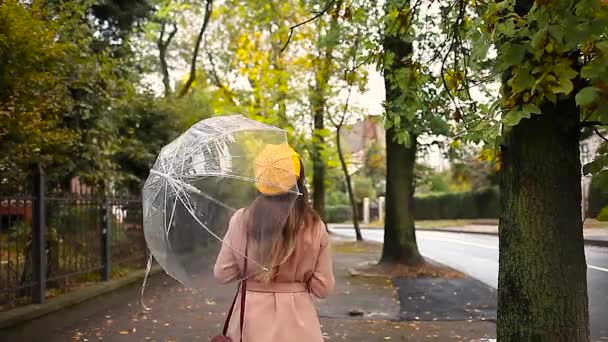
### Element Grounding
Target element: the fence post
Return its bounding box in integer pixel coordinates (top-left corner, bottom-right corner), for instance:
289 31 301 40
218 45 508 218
32 164 46 304
101 198 110 281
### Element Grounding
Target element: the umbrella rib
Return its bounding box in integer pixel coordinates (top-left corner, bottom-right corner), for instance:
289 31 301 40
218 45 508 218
161 172 239 212
162 179 176 255
169 181 268 271
179 173 302 196
165 180 180 236
191 127 285 148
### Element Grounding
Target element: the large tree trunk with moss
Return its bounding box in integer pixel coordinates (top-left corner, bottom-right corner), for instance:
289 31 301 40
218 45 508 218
379 0 423 265
380 128 423 264
497 99 589 341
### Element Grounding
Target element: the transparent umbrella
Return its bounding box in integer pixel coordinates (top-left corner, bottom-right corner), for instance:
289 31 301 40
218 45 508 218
141 115 300 296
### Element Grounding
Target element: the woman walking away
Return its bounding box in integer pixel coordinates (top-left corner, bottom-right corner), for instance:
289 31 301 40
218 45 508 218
214 143 334 342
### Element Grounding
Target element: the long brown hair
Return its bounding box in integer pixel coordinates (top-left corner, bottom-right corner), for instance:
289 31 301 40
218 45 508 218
245 158 319 282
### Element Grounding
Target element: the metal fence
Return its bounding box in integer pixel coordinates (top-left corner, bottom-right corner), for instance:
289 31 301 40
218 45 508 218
0 166 146 311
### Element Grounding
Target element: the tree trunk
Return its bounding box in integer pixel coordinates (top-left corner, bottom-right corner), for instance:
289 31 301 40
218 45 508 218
157 22 177 98
336 125 363 241
177 0 213 98
310 6 340 220
380 129 423 265
312 97 326 219
380 0 422 265
497 99 589 341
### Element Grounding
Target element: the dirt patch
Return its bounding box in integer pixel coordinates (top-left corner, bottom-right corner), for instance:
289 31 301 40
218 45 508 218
353 261 465 279
332 240 382 255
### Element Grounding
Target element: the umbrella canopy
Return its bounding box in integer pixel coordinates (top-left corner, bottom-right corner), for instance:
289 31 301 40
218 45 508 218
142 115 300 288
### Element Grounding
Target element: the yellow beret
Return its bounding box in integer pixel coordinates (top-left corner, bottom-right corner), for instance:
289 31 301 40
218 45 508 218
253 143 301 195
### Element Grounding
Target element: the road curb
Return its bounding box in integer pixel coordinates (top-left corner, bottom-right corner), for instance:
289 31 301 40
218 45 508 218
334 227 608 247
0 266 162 330
418 228 608 247
418 228 498 237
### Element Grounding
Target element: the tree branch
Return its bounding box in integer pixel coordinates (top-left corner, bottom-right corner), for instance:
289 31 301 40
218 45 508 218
177 0 213 98
440 0 467 115
595 128 608 142
580 121 608 127
157 21 178 98
281 0 337 53
206 52 237 107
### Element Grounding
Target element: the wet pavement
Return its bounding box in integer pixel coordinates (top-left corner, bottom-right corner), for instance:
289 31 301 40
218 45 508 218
0 238 497 341
333 228 608 339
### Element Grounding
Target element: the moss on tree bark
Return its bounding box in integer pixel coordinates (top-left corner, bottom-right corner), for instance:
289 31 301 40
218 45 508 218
497 99 590 341
380 129 423 265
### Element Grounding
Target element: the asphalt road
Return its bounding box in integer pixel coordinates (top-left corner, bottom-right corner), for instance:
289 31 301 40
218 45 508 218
332 228 608 339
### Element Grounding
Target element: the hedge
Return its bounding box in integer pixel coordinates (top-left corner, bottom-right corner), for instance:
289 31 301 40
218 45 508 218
588 171 608 219
327 176 605 222
414 187 499 220
326 205 352 223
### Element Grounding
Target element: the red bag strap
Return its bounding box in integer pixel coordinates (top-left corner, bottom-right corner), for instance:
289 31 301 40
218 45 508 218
239 241 248 339
222 238 248 341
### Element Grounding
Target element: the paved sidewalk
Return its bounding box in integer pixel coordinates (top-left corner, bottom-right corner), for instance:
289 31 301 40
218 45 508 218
1 239 496 342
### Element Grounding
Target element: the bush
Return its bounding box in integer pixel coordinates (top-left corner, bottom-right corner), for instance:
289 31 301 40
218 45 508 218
460 192 479 219
326 205 352 223
414 195 441 220
597 206 608 222
6 220 29 243
588 171 608 219
47 205 100 235
353 176 377 202
414 186 500 220
438 193 461 219
475 187 500 218
327 190 349 207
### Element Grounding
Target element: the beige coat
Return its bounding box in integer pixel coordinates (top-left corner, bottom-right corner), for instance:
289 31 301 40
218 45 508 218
214 209 334 342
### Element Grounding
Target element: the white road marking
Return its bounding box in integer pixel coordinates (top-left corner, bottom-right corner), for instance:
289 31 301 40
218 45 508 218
335 229 608 274
419 234 608 274
418 235 498 250
588 265 608 273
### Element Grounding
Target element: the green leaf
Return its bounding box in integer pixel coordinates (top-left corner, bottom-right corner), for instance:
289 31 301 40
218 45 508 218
496 19 516 36
471 40 491 61
554 63 578 80
551 78 574 95
597 41 608 55
500 43 527 67
511 70 536 93
393 115 401 128
522 103 541 115
547 24 564 43
575 87 600 107
395 130 411 147
582 154 608 176
545 90 557 104
580 60 604 80
502 109 531 127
